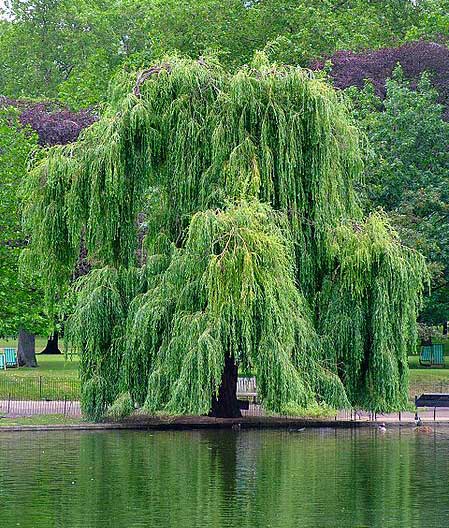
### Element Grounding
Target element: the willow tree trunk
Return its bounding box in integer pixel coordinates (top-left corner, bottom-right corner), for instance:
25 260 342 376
41 332 61 354
17 330 37 367
209 354 241 418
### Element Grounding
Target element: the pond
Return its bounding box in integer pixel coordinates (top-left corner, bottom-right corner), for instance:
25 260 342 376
0 427 448 527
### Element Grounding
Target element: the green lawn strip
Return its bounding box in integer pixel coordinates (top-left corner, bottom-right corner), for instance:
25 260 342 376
0 414 83 427
0 337 78 380
0 353 79 380
409 356 449 398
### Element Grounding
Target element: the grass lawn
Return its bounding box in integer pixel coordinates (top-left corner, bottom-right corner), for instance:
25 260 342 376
0 414 83 427
0 337 79 380
408 355 449 397
0 339 80 399
0 336 50 352
2 354 80 380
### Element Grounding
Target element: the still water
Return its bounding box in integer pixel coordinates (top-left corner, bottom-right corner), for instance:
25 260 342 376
0 427 448 528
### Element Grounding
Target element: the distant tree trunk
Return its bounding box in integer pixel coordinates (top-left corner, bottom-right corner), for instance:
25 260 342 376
209 354 241 418
17 330 37 367
41 332 61 354
443 321 448 336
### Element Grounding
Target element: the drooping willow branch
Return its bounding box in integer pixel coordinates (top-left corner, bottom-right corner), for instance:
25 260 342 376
24 56 428 420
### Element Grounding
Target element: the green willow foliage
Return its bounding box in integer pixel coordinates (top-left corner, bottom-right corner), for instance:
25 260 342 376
24 57 427 419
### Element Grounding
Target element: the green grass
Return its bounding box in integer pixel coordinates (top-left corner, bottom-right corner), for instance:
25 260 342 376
408 355 449 397
0 414 83 427
0 337 79 380
408 357 449 376
0 340 80 399
2 354 80 380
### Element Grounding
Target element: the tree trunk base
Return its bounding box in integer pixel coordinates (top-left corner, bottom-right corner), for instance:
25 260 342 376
41 332 61 354
209 354 241 418
17 330 37 367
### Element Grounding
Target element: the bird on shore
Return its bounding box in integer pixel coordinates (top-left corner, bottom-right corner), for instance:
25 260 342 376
378 423 387 433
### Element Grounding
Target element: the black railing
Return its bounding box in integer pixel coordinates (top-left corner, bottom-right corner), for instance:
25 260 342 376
0 375 449 421
0 376 80 401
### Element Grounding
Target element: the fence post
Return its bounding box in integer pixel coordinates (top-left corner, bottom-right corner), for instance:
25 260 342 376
39 376 42 399
64 396 67 417
7 392 11 414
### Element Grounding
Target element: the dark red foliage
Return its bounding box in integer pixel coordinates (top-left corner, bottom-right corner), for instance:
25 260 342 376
0 97 96 146
315 41 449 117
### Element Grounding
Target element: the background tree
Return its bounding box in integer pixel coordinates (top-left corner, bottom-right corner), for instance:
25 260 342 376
0 108 52 365
0 0 438 108
346 68 449 335
322 41 449 119
0 98 95 354
25 58 427 419
0 0 153 108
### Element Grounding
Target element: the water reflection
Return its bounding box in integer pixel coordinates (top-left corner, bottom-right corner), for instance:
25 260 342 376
0 428 448 527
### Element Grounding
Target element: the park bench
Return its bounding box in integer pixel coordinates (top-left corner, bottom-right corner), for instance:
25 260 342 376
3 348 18 368
415 393 449 420
419 344 444 367
0 353 5 370
237 377 258 404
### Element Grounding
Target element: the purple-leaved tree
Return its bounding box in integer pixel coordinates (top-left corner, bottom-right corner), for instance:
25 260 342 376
315 41 449 118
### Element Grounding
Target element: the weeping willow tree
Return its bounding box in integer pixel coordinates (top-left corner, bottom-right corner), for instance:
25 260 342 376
24 56 427 419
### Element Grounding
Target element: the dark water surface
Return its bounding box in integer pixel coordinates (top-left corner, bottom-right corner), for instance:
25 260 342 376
1 427 448 528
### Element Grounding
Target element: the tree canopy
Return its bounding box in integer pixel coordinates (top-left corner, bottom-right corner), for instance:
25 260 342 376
0 109 50 343
0 0 442 109
25 57 427 419
346 68 449 331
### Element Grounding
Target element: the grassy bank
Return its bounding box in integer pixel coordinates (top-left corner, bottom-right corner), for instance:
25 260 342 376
0 414 83 427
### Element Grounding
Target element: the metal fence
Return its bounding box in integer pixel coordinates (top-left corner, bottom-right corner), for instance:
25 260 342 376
0 376 81 417
0 376 80 401
0 375 448 421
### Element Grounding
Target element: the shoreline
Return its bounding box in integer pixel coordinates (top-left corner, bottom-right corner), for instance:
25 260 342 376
2 415 449 432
